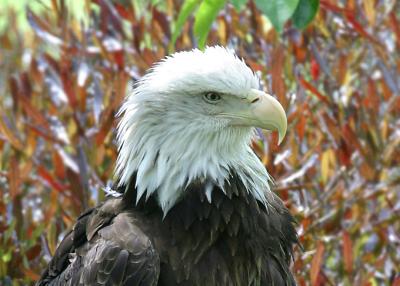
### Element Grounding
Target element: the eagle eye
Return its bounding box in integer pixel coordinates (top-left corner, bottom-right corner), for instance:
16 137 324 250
203 92 222 103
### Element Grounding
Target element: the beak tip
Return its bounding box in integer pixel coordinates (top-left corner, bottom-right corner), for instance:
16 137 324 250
277 130 286 145
277 117 287 145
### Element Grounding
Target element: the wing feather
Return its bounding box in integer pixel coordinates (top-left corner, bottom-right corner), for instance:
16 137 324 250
37 199 160 286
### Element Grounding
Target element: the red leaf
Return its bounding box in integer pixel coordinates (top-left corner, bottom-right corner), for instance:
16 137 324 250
270 47 288 108
338 139 352 166
393 277 400 286
112 50 125 70
310 57 320 81
94 0 124 34
342 124 367 159
60 66 78 108
115 3 135 22
345 14 382 46
342 231 353 273
132 19 145 51
320 1 382 46
37 166 68 193
296 113 306 142
153 8 171 39
26 244 42 261
320 0 353 14
27 124 65 145
298 76 330 104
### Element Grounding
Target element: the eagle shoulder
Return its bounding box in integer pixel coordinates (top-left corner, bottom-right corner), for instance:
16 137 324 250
37 198 160 286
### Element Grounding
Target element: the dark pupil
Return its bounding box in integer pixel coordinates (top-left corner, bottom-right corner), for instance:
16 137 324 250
209 93 218 100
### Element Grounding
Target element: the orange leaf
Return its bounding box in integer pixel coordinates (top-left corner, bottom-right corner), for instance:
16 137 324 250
389 11 400 51
20 161 33 182
53 151 66 179
336 55 348 85
0 114 24 151
141 48 158 66
22 268 40 281
8 156 21 199
43 192 58 223
95 110 115 145
346 0 356 11
362 0 376 26
19 95 50 129
363 79 379 111
320 150 330 184
359 161 376 180
246 59 265 72
310 241 325 286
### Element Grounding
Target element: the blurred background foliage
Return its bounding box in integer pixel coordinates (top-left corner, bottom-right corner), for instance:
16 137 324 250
0 0 399 285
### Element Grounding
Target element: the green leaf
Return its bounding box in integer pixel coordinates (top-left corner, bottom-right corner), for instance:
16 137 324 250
254 0 299 32
291 0 319 29
231 0 247 11
2 250 12 263
194 0 226 50
171 0 202 47
131 0 151 19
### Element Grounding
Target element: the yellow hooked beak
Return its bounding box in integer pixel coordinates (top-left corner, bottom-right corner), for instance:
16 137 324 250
228 89 287 144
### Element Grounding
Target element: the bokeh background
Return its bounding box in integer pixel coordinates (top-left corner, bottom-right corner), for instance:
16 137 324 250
0 0 399 285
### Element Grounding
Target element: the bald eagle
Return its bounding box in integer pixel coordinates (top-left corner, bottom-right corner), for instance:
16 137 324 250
38 46 298 286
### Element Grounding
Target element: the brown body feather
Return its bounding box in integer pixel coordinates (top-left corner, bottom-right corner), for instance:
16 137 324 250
37 172 298 286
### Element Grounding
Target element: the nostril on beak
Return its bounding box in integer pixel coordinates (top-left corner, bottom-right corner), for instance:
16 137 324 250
251 97 260 104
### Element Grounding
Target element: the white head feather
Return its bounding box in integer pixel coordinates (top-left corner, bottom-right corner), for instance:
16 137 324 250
115 46 274 213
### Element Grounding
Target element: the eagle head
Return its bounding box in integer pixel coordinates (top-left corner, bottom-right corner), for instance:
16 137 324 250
115 46 287 213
